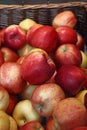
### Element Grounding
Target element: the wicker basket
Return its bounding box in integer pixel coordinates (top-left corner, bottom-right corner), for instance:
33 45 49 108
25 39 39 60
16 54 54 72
0 2 87 43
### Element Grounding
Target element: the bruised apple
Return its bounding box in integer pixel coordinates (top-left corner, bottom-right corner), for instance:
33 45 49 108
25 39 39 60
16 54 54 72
21 48 56 85
52 10 77 28
55 65 85 96
55 44 82 67
4 25 26 50
0 62 26 94
53 97 87 130
31 83 65 117
20 121 45 130
27 25 59 52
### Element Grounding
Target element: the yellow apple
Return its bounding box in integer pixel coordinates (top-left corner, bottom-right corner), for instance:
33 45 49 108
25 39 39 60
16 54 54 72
19 18 37 32
76 89 87 104
80 51 87 68
0 110 10 130
9 116 18 130
12 99 42 128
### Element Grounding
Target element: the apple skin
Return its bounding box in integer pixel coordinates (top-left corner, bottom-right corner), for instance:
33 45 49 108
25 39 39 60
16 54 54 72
46 117 54 130
52 10 77 28
20 121 45 130
73 127 87 130
26 23 43 44
52 97 87 130
1 47 19 62
4 25 26 50
76 33 85 50
19 18 37 32
0 62 26 94
0 86 9 111
0 110 10 130
31 83 65 117
55 65 85 96
9 116 18 130
0 28 6 46
0 49 4 66
55 44 82 67
56 26 77 45
28 25 59 53
21 48 56 85
80 51 87 68
12 99 42 128
6 94 19 115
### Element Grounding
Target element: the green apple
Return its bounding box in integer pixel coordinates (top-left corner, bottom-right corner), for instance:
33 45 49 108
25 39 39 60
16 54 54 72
19 18 37 32
80 51 87 68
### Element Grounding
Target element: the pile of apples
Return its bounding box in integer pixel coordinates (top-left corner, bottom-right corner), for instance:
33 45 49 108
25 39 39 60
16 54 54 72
0 10 87 130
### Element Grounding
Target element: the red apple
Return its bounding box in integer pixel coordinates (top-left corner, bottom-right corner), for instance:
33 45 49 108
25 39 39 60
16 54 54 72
4 25 26 50
6 94 19 115
1 47 19 62
21 48 56 85
0 62 26 94
31 83 65 117
53 97 87 130
55 65 85 96
76 33 85 50
55 44 82 67
26 23 43 44
20 121 45 130
52 10 77 28
56 26 77 45
27 25 59 53
81 68 87 89
46 117 54 130
73 126 87 130
0 28 6 46
0 50 4 66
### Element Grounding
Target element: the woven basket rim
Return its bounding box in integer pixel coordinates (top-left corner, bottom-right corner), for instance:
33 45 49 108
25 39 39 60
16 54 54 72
0 2 87 9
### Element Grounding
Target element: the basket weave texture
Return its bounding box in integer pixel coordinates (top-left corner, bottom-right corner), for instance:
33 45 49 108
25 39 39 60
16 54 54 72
0 2 87 42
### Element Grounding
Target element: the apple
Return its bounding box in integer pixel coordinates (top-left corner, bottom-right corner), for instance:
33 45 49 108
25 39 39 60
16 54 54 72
55 65 85 96
0 62 26 94
17 55 26 64
76 33 85 50
81 68 87 89
52 10 77 28
0 110 10 130
21 83 38 100
76 90 87 105
1 47 19 62
52 97 87 130
0 85 9 111
0 49 4 66
26 23 43 44
6 94 19 115
19 18 37 32
27 25 59 53
4 25 26 50
0 28 6 46
9 116 18 130
21 48 56 85
31 83 65 117
12 99 42 128
46 117 54 130
55 44 82 67
20 121 45 130
56 26 77 45
17 43 34 57
73 126 87 130
80 51 87 68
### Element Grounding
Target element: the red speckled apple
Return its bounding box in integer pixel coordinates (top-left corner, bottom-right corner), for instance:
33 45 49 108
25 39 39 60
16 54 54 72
28 25 59 53
55 65 85 96
20 121 45 130
31 83 65 117
0 62 26 94
52 10 77 28
53 97 87 130
21 48 56 85
4 25 26 50
56 26 77 45
55 44 82 67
